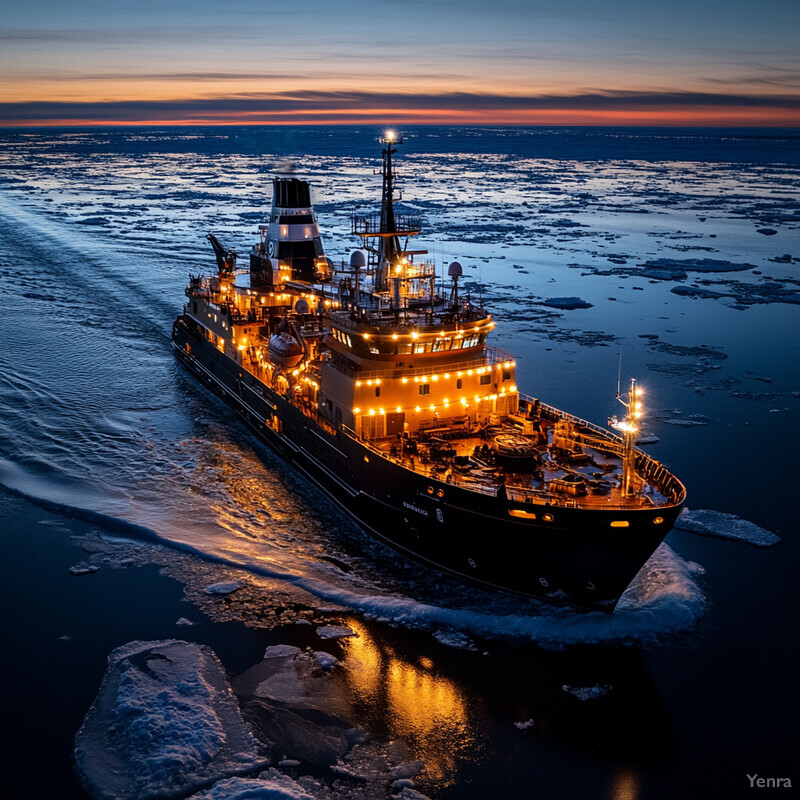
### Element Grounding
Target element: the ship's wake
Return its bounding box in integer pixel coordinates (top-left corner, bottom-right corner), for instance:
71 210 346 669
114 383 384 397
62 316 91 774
0 439 706 648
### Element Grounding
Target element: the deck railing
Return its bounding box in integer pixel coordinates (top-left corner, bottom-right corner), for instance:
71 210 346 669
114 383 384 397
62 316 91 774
335 393 685 506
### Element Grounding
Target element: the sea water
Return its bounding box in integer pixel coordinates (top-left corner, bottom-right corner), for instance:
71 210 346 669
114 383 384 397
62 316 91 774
0 126 797 799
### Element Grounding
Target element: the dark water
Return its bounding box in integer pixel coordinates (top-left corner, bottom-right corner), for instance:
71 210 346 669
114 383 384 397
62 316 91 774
0 125 798 799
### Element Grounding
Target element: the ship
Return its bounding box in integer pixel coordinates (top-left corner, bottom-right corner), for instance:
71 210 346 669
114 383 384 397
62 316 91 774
171 132 686 611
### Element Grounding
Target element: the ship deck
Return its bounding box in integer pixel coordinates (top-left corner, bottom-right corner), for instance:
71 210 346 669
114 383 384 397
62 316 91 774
363 420 668 510
233 333 682 513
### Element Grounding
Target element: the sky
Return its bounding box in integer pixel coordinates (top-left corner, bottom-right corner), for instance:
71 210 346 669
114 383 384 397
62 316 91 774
0 0 798 127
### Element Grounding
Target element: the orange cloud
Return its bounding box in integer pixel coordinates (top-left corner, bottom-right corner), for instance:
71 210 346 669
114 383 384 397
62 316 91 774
1 91 798 127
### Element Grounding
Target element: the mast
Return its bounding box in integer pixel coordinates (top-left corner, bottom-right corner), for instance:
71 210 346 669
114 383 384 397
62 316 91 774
610 378 644 496
376 130 402 293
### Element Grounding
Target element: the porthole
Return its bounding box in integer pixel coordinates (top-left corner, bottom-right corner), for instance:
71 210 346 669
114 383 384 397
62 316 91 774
653 516 664 525
427 486 434 495
542 513 554 523
436 488 444 498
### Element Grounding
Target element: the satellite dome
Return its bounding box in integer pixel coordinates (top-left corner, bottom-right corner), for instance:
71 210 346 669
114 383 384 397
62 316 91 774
350 250 367 268
447 261 463 277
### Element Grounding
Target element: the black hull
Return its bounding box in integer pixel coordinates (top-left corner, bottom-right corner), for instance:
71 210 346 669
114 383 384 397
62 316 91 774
172 317 682 611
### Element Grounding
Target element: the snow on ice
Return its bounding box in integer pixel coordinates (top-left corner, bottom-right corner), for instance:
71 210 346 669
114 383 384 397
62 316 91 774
188 772 314 799
74 640 268 800
674 508 780 547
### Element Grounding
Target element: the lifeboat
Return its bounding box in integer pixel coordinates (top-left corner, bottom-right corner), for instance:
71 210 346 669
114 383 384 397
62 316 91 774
268 332 304 368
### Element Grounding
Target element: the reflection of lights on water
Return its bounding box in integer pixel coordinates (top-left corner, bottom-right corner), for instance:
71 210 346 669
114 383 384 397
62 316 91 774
340 619 474 786
611 769 639 800
342 618 384 701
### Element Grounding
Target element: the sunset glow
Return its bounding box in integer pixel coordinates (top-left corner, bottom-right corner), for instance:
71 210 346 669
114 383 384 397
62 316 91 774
1 0 798 127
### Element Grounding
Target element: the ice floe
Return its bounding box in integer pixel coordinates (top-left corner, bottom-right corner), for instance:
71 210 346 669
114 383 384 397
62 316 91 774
69 562 99 575
674 509 780 547
432 630 478 650
313 651 339 671
541 296 593 310
204 581 243 595
265 644 302 658
638 257 756 274
561 684 612 701
233 644 354 767
74 640 268 800
316 625 358 640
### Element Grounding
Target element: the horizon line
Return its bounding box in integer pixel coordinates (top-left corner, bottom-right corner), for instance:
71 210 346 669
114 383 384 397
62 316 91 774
2 119 800 130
